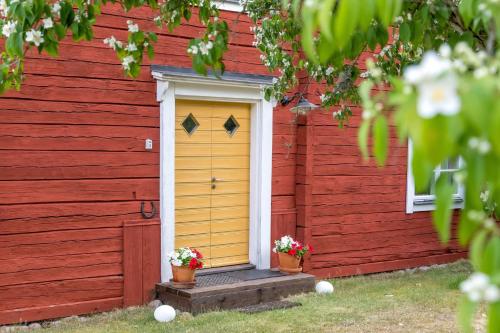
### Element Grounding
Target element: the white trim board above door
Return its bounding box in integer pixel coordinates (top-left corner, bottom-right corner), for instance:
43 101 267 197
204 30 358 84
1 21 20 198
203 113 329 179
152 66 276 282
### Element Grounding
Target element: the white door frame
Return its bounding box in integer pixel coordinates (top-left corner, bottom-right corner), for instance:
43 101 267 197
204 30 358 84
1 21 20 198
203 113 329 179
153 69 275 282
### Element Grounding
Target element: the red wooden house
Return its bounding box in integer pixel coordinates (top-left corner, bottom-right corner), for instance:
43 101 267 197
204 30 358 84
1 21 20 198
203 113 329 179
0 1 465 325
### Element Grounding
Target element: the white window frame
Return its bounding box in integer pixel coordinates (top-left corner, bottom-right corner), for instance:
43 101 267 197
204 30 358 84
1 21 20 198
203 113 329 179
153 69 275 282
406 140 465 213
214 0 243 12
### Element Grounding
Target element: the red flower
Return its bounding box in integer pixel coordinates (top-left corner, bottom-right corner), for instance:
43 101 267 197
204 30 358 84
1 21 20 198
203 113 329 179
288 249 297 256
298 245 303 251
193 249 203 259
307 244 314 253
189 258 198 270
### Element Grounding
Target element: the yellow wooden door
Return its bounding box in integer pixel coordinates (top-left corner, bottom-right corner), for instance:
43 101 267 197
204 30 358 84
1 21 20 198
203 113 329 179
175 100 250 268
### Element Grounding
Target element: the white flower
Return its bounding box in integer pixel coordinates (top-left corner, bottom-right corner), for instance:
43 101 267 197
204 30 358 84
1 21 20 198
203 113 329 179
416 74 460 118
484 285 500 302
187 45 198 54
199 42 209 55
121 55 134 70
51 2 61 16
460 272 500 303
480 190 490 203
0 0 8 16
326 66 334 76
127 20 139 33
42 17 53 29
468 137 491 154
153 16 161 24
206 41 213 50
438 44 451 58
125 43 137 52
272 247 277 253
404 51 452 84
25 29 44 46
171 259 182 267
2 20 16 37
473 67 489 79
103 36 122 50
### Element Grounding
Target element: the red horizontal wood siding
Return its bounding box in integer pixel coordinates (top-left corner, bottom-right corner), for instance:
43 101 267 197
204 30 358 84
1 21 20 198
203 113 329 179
0 4 294 324
0 4 464 324
297 87 465 278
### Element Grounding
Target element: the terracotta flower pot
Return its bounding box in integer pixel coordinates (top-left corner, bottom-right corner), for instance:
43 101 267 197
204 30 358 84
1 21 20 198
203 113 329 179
278 252 302 274
171 265 195 282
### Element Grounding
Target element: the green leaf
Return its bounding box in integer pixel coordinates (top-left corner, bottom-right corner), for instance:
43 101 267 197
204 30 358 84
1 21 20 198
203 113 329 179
399 22 411 42
411 147 433 194
6 32 23 57
487 302 500 333
470 230 488 271
358 120 370 161
54 24 66 40
458 295 476 333
373 115 388 166
458 213 479 246
319 0 335 41
367 28 377 50
301 6 318 62
481 236 500 275
432 174 455 244
459 0 475 27
358 0 375 31
333 0 359 49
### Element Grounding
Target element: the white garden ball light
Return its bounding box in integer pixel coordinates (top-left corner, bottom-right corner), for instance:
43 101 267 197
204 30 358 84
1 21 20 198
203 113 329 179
315 280 334 294
154 305 176 322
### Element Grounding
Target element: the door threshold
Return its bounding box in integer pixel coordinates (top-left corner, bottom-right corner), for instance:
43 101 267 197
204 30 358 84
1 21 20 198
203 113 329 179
196 264 256 276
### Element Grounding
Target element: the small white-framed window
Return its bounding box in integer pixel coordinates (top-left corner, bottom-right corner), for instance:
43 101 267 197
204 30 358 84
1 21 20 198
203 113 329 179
406 141 464 213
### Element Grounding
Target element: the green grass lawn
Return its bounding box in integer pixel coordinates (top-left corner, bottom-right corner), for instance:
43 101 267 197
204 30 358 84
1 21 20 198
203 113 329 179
39 260 484 333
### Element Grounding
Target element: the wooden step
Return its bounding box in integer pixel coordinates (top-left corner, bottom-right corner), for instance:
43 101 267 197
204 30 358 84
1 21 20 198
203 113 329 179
156 270 315 315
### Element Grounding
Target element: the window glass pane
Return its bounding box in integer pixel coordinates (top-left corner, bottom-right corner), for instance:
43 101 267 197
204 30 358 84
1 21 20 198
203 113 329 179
415 157 461 197
181 113 199 135
223 115 240 136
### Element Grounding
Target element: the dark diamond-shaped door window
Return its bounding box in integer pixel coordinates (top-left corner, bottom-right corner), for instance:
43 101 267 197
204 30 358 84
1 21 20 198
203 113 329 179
181 113 199 135
223 115 239 136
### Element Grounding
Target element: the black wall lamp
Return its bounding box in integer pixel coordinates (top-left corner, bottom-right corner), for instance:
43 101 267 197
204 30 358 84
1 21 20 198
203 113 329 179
281 93 319 115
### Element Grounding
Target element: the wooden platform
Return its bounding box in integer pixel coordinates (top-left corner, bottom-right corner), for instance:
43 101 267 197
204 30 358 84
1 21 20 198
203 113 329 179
156 268 315 314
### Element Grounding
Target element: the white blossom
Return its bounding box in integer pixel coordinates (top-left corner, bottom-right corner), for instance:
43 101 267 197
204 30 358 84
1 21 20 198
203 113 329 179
127 20 139 33
2 20 16 38
187 45 198 54
480 190 490 203
404 51 460 118
460 272 500 303
438 44 451 58
51 2 61 17
404 51 452 84
103 36 122 50
326 67 334 76
121 55 134 70
42 17 53 29
125 43 137 52
468 137 491 154
0 0 8 16
25 29 44 46
199 42 210 55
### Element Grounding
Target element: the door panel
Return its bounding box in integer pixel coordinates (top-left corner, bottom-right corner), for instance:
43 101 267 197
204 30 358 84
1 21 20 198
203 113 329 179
174 100 250 268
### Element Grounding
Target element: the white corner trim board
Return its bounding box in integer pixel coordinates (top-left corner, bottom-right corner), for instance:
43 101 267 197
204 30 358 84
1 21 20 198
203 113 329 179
153 69 275 282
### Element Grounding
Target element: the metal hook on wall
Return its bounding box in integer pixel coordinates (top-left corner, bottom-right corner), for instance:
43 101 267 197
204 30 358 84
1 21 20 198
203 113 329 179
140 201 157 219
